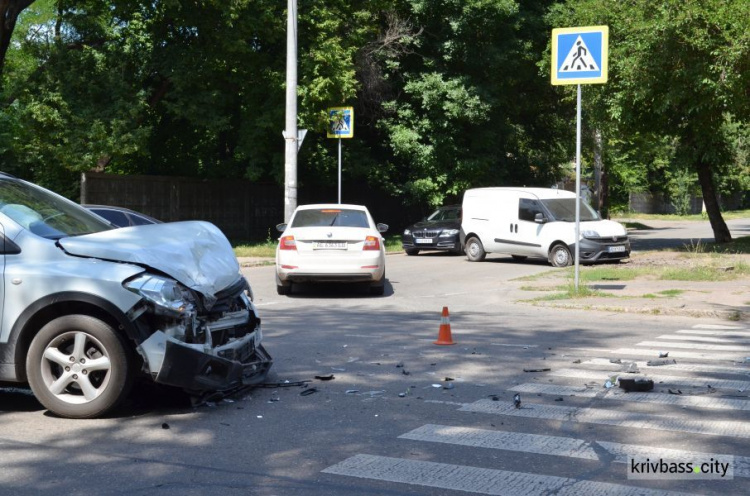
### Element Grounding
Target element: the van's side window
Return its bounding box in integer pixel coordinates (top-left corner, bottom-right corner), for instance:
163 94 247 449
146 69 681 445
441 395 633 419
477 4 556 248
519 199 543 222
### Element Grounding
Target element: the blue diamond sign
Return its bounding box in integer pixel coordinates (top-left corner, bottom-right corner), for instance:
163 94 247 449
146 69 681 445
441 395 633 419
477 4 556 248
551 26 608 85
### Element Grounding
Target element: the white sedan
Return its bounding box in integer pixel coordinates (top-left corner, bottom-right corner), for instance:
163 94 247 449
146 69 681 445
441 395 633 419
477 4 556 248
275 204 388 295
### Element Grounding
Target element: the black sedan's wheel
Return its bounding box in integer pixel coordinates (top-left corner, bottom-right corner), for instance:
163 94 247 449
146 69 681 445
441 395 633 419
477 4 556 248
404 248 420 256
549 243 572 267
465 237 486 262
26 315 132 419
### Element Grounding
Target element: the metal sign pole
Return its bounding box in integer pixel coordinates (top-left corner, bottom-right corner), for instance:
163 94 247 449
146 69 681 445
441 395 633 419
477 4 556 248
575 84 581 293
338 138 342 204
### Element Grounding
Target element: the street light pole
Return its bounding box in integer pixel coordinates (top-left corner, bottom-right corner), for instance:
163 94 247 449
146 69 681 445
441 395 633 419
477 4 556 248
283 0 298 223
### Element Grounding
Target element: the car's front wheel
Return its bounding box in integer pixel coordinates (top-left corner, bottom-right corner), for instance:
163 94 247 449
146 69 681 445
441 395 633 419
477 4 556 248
26 315 132 419
549 243 572 267
465 237 486 262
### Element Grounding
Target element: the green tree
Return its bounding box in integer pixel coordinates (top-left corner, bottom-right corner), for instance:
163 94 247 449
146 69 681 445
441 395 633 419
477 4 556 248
549 0 749 242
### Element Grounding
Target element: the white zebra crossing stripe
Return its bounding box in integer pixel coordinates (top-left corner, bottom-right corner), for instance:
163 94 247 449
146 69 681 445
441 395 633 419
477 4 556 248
612 348 742 361
550 368 750 390
636 340 750 352
581 358 749 376
656 334 750 345
399 424 750 479
692 324 745 330
510 383 750 411
676 329 750 338
322 454 695 495
460 399 750 438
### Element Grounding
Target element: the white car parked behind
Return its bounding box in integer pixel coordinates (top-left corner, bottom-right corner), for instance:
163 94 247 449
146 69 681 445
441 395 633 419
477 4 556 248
275 204 388 295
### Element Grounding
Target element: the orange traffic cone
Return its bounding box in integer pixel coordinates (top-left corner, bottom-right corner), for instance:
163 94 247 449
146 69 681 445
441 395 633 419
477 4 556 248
434 306 456 345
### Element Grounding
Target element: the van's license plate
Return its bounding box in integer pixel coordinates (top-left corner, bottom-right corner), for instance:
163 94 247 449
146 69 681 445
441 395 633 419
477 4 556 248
313 241 347 250
415 238 433 244
608 245 626 253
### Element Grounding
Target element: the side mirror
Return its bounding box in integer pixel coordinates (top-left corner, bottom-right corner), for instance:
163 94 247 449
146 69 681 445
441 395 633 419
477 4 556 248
376 223 389 233
276 223 287 233
534 213 547 224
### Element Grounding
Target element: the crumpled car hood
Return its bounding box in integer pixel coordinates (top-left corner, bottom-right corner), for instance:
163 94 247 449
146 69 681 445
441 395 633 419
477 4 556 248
58 221 240 297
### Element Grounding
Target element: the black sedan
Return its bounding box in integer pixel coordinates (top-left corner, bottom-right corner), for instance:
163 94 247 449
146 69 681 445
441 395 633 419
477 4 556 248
401 205 462 255
84 205 161 228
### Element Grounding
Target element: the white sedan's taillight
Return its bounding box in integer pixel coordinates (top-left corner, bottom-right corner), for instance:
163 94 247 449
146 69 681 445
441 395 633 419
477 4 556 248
279 235 297 251
363 236 380 251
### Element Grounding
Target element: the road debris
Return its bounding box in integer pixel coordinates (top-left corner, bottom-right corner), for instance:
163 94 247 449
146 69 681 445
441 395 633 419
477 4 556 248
443 383 455 390
345 390 359 394
161 423 170 429
513 393 521 409
300 388 318 396
659 351 669 358
619 377 654 392
314 374 335 381
647 359 677 367
622 362 640 374
668 389 682 395
523 367 551 373
488 395 500 401
609 358 622 364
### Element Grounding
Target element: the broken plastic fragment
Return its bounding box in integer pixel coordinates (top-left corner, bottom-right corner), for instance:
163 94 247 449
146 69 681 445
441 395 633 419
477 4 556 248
161 423 170 429
513 393 521 409
523 367 551 373
314 374 335 381
300 388 318 396
659 351 669 358
345 390 359 394
619 377 654 392
443 383 455 390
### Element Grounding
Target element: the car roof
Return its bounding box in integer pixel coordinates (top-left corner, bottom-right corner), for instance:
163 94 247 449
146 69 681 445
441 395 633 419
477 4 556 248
294 204 370 211
464 187 575 200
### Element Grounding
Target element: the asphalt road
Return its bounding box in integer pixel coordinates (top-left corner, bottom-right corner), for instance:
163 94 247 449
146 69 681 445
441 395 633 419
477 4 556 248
2 241 749 495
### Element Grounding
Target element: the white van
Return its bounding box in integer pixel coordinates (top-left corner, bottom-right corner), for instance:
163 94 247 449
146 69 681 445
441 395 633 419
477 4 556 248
460 187 630 266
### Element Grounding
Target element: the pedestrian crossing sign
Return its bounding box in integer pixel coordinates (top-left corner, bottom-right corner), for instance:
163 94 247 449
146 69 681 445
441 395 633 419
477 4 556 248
327 106 354 139
551 26 608 85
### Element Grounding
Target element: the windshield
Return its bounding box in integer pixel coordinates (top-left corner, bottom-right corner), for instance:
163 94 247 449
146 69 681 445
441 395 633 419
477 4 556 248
541 198 600 222
291 208 370 228
427 207 460 221
0 178 113 239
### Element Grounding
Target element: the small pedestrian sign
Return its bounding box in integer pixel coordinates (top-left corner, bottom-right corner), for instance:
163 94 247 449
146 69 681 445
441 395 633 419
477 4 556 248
551 26 608 85
327 106 354 139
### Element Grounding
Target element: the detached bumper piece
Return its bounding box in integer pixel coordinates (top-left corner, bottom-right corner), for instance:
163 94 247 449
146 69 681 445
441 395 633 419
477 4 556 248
158 337 272 392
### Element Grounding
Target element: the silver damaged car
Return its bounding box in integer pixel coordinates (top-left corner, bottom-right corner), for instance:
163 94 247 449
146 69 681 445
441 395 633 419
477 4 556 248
0 173 272 418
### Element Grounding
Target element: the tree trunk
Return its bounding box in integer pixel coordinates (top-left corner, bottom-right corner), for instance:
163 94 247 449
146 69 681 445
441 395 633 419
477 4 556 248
0 0 36 81
695 159 732 243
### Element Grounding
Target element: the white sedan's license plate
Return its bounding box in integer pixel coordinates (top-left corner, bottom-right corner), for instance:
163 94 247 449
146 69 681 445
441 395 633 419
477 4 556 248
313 241 347 250
415 238 434 244
608 245 626 253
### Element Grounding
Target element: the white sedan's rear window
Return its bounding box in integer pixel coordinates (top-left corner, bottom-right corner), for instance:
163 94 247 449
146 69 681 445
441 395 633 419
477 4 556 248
291 209 369 228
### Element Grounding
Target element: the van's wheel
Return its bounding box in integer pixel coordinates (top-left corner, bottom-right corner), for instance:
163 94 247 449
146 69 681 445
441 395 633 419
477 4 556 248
26 315 132 419
549 244 572 267
465 237 486 262
405 248 420 256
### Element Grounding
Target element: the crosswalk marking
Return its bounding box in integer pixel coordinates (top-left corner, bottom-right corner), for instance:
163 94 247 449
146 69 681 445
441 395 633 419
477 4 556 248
322 454 694 496
511 383 750 411
460 399 750 438
656 334 750 345
692 324 745 330
580 358 749 376
611 348 742 361
399 424 750 479
550 368 750 391
636 340 750 352
676 329 750 338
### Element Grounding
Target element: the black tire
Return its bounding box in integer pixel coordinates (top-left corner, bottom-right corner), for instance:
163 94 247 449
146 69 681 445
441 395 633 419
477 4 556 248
26 315 132 419
275 272 292 295
370 271 386 296
465 237 486 262
511 255 528 262
549 243 572 267
405 248 420 256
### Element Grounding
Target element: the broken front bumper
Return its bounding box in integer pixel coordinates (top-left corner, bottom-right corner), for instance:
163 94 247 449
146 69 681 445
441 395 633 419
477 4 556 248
139 328 272 392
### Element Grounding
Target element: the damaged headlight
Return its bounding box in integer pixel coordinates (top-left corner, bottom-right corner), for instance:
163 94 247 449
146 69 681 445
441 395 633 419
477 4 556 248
124 274 196 316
